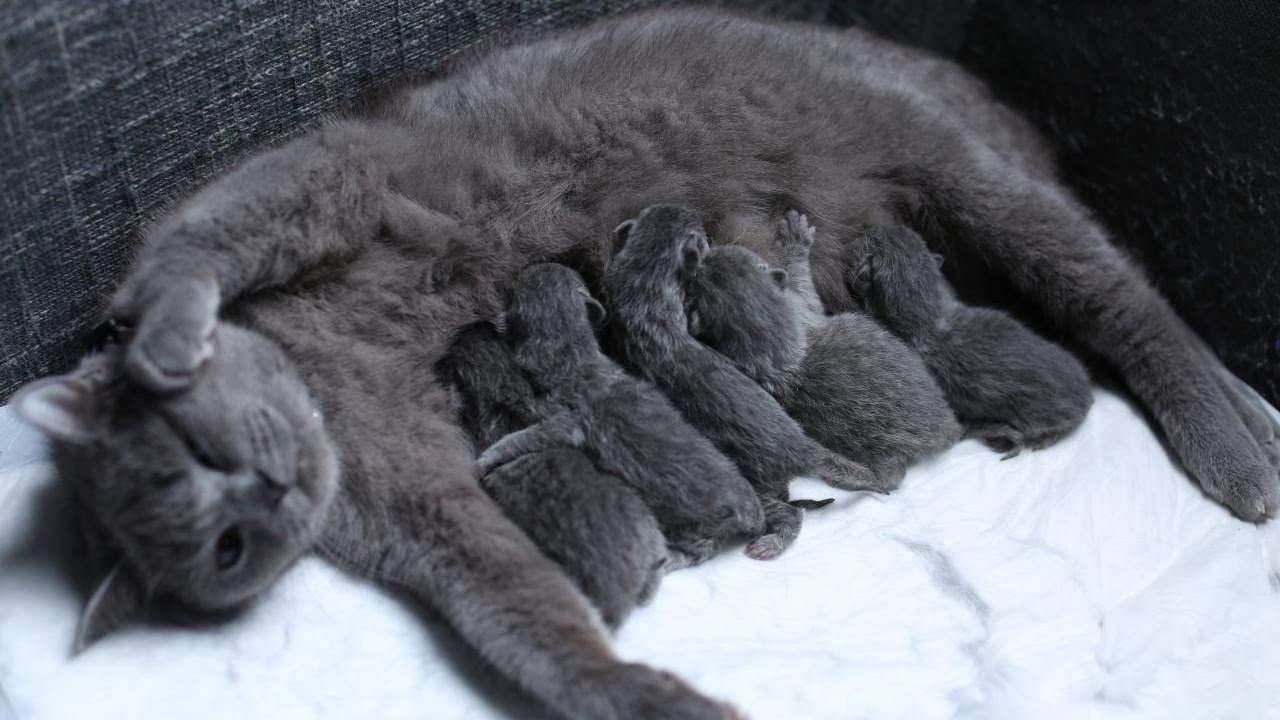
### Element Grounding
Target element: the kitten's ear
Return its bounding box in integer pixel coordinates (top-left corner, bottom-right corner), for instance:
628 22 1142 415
584 297 607 331
74 561 145 654
612 220 636 254
769 268 789 290
931 253 945 270
492 312 509 336
12 359 110 444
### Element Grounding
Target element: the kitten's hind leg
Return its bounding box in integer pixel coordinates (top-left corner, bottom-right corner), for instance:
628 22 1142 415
812 447 891 493
476 414 584 474
745 496 804 561
916 152 1279 519
966 421 1025 460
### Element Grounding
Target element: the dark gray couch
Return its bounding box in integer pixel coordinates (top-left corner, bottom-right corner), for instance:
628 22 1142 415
2 0 1276 403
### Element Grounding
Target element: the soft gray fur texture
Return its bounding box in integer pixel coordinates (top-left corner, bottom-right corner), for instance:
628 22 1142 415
604 205 885 560
687 212 961 488
12 6 1279 719
849 224 1094 457
438 320 667 629
476 263 765 568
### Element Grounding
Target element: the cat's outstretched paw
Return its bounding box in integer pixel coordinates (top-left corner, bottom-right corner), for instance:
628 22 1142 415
595 663 745 720
122 279 220 393
775 210 815 257
1181 423 1279 522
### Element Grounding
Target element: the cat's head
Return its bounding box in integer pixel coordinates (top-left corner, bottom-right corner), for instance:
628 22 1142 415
12 322 339 652
685 245 802 390
504 263 606 354
610 204 710 283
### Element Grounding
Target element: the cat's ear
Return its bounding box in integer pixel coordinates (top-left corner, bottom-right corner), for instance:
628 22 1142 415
769 268 789 290
612 220 636 254
584 297 607 331
931 253 945 270
12 359 110 444
74 561 145 654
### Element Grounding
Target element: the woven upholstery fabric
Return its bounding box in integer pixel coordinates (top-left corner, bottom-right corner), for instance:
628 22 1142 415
2 0 1276 404
959 0 1280 402
0 0 831 401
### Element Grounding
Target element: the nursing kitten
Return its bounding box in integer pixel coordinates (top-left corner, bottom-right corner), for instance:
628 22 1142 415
15 6 1277 719
686 212 961 488
849 225 1093 456
438 320 667 629
604 205 888 561
476 263 766 567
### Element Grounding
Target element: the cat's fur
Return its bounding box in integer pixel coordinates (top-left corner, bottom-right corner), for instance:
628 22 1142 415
603 205 887 560
475 263 765 567
687 212 961 488
848 225 1094 456
437 320 667 629
12 6 1278 719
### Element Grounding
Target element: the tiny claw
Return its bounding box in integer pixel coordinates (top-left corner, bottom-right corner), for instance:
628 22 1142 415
790 498 834 510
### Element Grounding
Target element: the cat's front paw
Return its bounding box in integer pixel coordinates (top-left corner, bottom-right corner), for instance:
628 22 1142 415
775 210 815 257
122 279 220 392
596 663 746 720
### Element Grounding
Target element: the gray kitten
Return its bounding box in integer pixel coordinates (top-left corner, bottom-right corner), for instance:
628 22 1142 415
437 320 667 629
849 224 1094 456
686 212 961 488
476 263 766 567
15 6 1279 718
604 205 887 561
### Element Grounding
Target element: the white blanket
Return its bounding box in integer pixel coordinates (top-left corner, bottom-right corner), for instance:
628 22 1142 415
2 388 1278 720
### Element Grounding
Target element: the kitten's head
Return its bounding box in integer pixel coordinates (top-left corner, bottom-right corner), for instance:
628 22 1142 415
505 263 606 356
845 226 947 341
685 245 802 390
12 323 339 652
610 205 710 284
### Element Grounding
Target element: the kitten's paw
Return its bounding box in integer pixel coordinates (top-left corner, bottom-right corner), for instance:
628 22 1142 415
123 279 220 392
596 663 745 720
744 533 787 561
775 210 815 256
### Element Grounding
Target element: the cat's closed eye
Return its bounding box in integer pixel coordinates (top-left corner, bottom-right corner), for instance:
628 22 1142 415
214 526 244 570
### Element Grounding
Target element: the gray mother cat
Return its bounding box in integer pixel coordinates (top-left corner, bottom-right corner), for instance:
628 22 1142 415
686 212 961 488
13 6 1277 720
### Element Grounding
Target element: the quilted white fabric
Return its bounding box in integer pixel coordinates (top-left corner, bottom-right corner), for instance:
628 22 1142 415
2 388 1278 720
